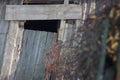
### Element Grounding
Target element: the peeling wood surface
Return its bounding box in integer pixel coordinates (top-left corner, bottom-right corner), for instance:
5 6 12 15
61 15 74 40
14 30 56 80
5 5 82 20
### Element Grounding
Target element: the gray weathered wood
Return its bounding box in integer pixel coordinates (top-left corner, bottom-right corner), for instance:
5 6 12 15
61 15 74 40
14 30 56 80
0 2 9 34
0 21 19 80
23 30 36 80
9 27 24 80
14 30 30 80
5 5 82 20
25 31 42 80
0 34 7 73
32 31 47 80
0 0 21 80
0 21 9 34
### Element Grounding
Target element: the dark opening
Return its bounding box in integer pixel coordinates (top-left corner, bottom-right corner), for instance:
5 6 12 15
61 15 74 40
24 20 60 33
23 0 64 5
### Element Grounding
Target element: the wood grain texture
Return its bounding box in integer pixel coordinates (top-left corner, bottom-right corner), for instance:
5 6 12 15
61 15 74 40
0 34 7 74
14 30 56 80
5 5 82 20
14 30 30 80
0 21 19 80
0 0 22 80
32 31 47 80
9 27 24 80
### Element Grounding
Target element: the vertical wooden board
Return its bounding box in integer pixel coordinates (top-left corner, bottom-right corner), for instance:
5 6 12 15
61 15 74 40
0 21 19 80
15 30 34 80
64 22 74 42
14 31 56 80
9 27 24 80
0 3 9 74
23 30 36 80
59 21 74 48
32 31 48 80
0 0 21 80
14 30 30 80
23 31 42 80
0 34 6 73
58 20 66 41
31 32 56 80
0 2 9 34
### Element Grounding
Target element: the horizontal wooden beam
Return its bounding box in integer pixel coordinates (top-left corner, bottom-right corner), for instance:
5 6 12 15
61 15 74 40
5 5 82 20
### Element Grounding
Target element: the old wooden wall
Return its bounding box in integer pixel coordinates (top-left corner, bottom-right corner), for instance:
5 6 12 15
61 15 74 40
0 0 120 80
0 0 58 80
13 30 56 80
0 1 9 74
0 0 21 80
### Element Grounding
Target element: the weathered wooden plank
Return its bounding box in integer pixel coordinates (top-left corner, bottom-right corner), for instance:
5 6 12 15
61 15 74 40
14 30 56 80
58 20 66 42
14 30 30 80
0 21 19 80
5 5 82 20
9 27 24 80
0 2 8 33
23 30 36 80
0 0 21 80
32 31 48 80
0 3 8 55
0 34 6 73
24 31 42 80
